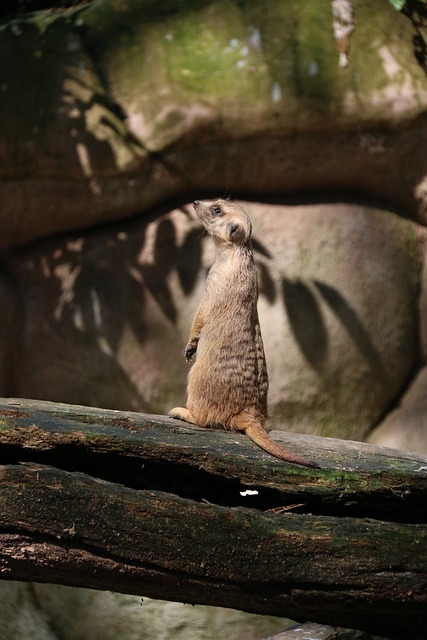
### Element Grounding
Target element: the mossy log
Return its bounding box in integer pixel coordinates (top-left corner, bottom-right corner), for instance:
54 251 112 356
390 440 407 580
0 397 426 639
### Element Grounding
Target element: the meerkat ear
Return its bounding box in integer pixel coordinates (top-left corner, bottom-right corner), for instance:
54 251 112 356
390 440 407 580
227 222 246 244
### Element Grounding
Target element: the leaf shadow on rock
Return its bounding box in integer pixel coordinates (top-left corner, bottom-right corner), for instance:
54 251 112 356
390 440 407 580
282 277 388 385
313 280 388 385
252 237 273 260
402 0 427 76
54 210 205 346
282 277 329 374
6 206 205 410
252 237 277 303
138 218 178 324
175 225 204 295
258 262 277 304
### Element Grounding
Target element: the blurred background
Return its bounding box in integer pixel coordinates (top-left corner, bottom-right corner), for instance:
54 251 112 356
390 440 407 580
0 0 426 638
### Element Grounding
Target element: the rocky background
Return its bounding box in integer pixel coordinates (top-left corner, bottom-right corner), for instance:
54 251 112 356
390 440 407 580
1 0 426 638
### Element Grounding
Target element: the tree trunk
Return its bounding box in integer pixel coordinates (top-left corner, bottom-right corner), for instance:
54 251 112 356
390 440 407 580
0 397 426 639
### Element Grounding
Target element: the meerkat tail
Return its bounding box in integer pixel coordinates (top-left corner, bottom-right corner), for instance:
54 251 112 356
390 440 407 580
230 413 318 467
245 423 319 467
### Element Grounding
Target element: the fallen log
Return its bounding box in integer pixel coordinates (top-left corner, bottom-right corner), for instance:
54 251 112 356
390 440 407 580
0 397 426 639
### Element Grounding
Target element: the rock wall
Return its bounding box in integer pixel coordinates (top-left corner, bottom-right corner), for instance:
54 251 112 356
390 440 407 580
1 1 426 639
2 201 424 444
0 582 288 640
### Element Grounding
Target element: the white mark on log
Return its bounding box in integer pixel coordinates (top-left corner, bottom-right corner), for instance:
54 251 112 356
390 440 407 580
271 82 282 103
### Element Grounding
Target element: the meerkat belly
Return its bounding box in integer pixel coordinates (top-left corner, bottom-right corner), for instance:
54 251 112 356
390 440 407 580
187 316 262 425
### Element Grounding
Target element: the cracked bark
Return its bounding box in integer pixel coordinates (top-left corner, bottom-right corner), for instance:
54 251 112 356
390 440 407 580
0 397 426 640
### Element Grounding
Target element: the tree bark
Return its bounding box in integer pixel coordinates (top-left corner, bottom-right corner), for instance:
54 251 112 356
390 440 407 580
0 397 426 639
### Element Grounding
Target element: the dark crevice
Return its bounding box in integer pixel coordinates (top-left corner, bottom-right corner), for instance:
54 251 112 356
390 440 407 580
0 443 425 524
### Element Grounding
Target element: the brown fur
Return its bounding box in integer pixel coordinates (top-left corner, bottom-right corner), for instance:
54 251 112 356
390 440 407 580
169 199 317 467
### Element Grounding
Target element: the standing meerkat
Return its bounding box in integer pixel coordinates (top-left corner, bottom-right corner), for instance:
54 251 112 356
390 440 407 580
169 199 317 466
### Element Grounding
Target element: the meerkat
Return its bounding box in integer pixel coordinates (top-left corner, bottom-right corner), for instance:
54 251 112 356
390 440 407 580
169 199 317 467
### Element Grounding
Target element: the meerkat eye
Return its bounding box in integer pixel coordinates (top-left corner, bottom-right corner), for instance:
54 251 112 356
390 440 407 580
212 205 222 215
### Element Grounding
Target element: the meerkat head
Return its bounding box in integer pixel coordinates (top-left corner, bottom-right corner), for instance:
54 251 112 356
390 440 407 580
193 199 252 246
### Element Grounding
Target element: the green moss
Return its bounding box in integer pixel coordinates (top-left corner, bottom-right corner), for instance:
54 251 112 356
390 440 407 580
2 0 426 159
163 13 250 95
80 0 349 137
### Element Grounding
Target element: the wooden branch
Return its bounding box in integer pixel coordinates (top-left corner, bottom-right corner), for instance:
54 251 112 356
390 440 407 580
0 397 426 639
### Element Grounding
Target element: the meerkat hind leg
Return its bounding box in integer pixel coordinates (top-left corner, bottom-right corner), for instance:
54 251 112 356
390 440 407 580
168 407 198 425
